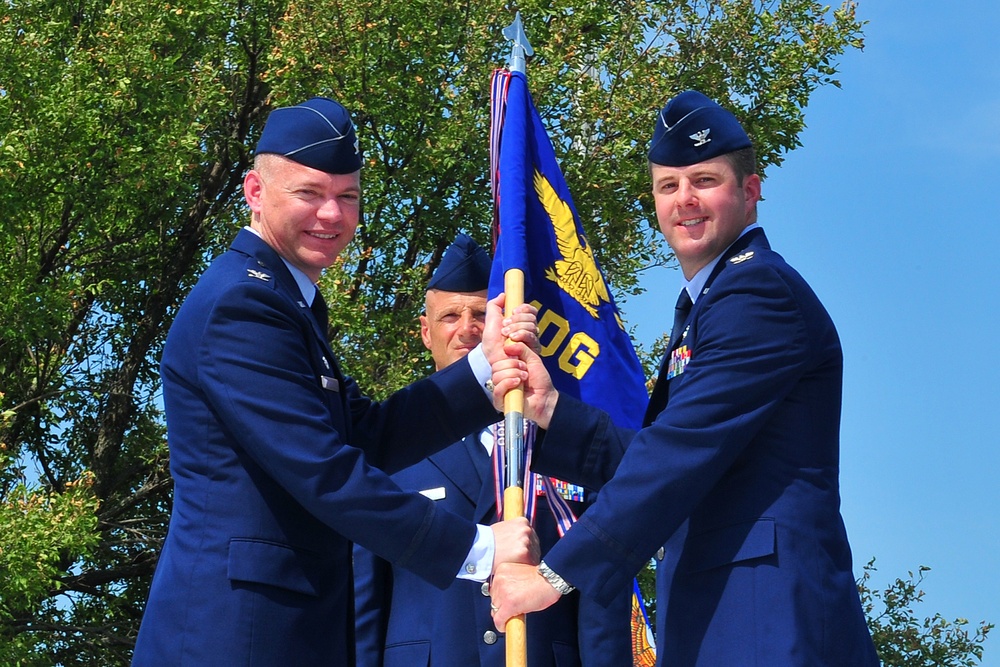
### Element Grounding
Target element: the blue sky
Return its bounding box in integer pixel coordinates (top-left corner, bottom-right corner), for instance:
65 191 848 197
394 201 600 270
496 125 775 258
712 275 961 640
620 1 1000 660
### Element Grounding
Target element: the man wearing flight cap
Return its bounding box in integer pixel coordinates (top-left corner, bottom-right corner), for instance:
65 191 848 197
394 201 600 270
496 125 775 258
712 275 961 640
131 98 540 665
487 90 879 665
353 234 632 666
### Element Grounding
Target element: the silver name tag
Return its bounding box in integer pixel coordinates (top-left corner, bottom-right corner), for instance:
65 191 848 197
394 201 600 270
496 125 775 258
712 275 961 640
420 487 446 500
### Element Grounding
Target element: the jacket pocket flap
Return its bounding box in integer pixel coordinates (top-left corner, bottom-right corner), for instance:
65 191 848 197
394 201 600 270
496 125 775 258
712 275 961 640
227 538 325 597
687 518 775 573
383 641 431 667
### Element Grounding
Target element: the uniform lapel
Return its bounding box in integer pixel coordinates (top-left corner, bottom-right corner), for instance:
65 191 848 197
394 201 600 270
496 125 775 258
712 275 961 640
428 438 483 509
643 229 769 426
473 466 499 524
231 229 351 434
473 429 500 522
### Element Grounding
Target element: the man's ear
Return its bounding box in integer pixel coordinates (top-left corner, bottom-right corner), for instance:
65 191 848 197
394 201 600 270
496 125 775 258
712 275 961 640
419 313 433 351
743 172 762 207
244 169 264 212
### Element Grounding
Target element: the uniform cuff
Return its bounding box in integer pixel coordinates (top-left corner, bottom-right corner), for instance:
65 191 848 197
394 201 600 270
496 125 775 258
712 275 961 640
456 523 494 582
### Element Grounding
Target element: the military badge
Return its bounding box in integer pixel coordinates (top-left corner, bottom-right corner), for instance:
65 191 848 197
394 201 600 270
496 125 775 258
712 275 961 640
729 250 755 264
689 128 711 147
666 344 691 380
246 268 271 281
536 476 585 503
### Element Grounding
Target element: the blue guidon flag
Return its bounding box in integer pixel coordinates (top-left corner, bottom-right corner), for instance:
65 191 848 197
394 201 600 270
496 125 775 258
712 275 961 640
488 68 646 427
488 67 655 665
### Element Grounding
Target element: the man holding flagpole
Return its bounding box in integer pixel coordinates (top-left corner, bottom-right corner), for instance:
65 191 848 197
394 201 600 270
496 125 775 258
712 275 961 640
486 90 878 666
131 96 542 666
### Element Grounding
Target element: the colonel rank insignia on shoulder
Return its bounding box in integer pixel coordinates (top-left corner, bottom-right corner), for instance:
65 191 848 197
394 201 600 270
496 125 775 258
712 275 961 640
728 250 755 265
246 268 271 282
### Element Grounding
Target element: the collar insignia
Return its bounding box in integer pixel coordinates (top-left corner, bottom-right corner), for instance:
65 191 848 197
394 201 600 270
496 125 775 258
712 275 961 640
247 268 271 281
689 128 711 147
729 250 755 264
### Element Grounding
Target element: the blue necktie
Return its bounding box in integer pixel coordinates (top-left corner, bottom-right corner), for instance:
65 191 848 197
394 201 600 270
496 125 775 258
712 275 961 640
669 288 692 350
312 288 329 333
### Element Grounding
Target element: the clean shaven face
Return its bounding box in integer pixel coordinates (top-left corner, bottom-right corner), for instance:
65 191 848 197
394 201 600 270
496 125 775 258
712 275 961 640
651 155 760 279
244 155 361 283
420 289 488 371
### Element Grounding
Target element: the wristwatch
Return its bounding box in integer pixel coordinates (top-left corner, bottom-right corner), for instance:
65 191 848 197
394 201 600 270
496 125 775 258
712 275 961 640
537 561 575 595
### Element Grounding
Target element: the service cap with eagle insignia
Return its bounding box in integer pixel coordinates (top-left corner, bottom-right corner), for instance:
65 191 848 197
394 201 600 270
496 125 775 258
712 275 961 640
648 90 751 167
728 250 755 265
255 97 362 175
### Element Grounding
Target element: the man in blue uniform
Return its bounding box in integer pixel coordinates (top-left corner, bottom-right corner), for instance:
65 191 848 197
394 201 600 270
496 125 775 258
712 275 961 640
131 97 539 666
487 90 879 666
353 233 631 666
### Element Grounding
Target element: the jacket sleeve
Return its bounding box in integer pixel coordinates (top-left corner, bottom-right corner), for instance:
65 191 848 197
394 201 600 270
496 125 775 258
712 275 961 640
539 261 827 605
531 393 634 490
199 279 495 588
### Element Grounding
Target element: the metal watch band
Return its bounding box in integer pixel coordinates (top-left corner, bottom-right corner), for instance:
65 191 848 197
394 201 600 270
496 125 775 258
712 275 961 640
537 561 575 595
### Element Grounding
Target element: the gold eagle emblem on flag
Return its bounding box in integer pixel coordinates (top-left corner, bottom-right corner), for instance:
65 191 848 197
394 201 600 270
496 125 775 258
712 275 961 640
534 169 611 319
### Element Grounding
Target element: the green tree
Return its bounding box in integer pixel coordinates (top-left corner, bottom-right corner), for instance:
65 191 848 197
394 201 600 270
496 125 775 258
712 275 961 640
1 0 280 660
858 559 993 667
0 474 100 666
1 0 864 662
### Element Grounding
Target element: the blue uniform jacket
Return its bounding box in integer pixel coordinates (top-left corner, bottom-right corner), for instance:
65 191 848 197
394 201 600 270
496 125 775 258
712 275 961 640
133 230 500 666
530 229 878 666
353 432 632 667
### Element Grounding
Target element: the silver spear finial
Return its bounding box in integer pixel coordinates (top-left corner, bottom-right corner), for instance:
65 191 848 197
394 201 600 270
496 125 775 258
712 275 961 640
503 11 534 73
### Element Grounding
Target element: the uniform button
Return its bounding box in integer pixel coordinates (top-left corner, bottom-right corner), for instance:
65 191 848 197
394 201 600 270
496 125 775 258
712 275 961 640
483 630 498 645
481 582 490 597
465 563 477 575
655 547 665 561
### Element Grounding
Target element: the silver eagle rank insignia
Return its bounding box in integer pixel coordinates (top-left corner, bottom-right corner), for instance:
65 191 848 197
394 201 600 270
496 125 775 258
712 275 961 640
247 268 271 282
689 128 711 147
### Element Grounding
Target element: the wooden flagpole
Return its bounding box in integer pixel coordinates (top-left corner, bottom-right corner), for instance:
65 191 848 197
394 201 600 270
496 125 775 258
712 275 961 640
502 268 527 667
500 13 533 667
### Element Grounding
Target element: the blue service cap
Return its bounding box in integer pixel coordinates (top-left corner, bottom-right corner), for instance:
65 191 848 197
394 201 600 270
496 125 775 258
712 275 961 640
428 233 491 292
255 97 363 174
648 90 751 167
